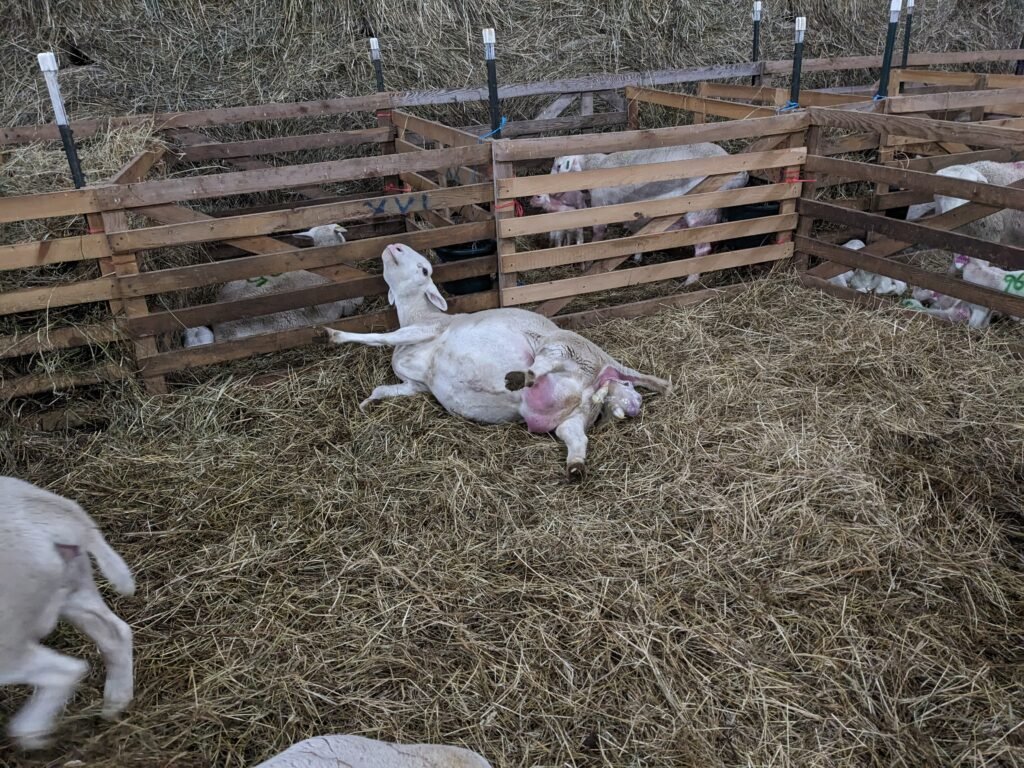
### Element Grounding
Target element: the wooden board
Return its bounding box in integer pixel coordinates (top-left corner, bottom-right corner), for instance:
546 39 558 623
117 220 494 297
0 234 110 271
177 128 392 161
0 322 123 360
628 88 777 120
0 277 116 316
504 213 798 272
808 108 1024 149
110 184 492 252
552 282 748 330
499 147 807 198
92 143 492 210
392 112 480 148
502 243 792 305
492 111 809 162
501 182 799 238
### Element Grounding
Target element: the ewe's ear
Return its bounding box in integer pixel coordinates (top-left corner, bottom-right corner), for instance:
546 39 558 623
425 283 448 312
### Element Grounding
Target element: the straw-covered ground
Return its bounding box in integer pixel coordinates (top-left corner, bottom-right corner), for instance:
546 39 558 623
1 277 1021 767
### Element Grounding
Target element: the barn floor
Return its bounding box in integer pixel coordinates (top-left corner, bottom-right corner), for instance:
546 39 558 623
1 276 1022 768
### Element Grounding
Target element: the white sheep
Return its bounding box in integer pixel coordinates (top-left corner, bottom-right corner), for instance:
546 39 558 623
529 191 586 248
252 734 493 768
0 476 134 750
827 239 908 296
933 161 1024 248
551 144 748 262
183 225 363 347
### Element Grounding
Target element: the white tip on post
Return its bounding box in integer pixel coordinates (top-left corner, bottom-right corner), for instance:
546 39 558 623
369 37 380 61
906 0 914 11
794 16 806 43
889 0 902 22
752 1 762 21
482 27 496 61
37 51 69 126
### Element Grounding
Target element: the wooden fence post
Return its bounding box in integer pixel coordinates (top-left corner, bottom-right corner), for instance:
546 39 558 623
491 140 516 307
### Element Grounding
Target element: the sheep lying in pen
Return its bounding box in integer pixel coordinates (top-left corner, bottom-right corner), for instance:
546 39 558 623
0 476 135 750
183 224 363 347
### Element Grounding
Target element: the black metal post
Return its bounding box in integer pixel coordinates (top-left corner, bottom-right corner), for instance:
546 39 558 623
876 0 902 100
788 17 806 108
483 28 501 138
1016 30 1024 76
751 1 763 86
38 52 86 188
898 0 914 93
369 38 385 91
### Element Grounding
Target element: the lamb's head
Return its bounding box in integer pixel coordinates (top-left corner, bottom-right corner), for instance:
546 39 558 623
591 378 644 421
183 326 214 347
551 155 584 174
295 223 348 247
935 165 988 215
381 243 447 311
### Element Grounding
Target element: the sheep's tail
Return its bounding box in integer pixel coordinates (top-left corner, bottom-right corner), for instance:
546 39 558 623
87 525 136 596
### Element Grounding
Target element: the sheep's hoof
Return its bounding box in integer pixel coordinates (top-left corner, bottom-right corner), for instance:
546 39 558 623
505 371 527 391
566 461 586 483
358 398 375 413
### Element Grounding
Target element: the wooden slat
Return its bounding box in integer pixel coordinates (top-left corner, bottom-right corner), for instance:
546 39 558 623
503 243 792 305
898 147 1023 172
110 184 492 252
536 94 578 120
888 86 1024 115
628 87 777 120
501 182 799 238
808 108 1024 149
0 322 123 359
1 363 133 400
505 213 797 272
0 277 116 315
138 289 499 376
819 132 880 156
500 147 806 198
0 189 102 224
92 143 492 210
127 255 495 337
804 155 1024 212
0 235 110 271
762 49 1024 75
800 199 1024 270
796 236 1024 318
552 282 748 330
177 128 392 161
118 220 494 297
464 112 627 138
392 112 479 148
493 110 809 161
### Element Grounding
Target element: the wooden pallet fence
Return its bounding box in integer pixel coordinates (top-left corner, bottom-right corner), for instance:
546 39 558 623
490 116 808 315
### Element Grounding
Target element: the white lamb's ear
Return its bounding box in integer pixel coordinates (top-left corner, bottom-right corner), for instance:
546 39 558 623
570 157 583 172
388 287 396 305
424 282 448 312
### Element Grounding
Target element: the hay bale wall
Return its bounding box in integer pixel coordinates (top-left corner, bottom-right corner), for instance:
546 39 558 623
2 1 1022 128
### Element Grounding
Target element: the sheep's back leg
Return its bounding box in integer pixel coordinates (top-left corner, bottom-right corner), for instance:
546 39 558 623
2 644 88 749
555 413 589 482
61 585 134 719
360 380 429 412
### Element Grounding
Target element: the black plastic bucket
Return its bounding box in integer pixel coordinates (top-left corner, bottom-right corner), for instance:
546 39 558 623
720 201 781 251
434 239 496 295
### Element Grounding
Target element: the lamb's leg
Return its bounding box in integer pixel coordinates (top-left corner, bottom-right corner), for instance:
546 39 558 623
61 586 133 719
324 325 438 348
555 413 589 482
359 380 429 412
2 645 88 749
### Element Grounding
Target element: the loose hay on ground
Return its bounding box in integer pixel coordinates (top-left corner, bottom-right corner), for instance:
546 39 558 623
0 276 1021 767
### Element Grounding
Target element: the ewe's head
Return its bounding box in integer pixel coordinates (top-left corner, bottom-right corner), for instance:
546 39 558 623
381 243 447 311
551 155 584 174
295 223 347 247
590 368 645 422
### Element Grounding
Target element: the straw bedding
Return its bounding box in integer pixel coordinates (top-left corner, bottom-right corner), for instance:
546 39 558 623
1 276 1021 767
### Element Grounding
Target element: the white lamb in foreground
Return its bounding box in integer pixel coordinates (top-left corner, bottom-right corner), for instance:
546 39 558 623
827 239 908 296
0 476 135 750
183 224 363 347
251 734 493 768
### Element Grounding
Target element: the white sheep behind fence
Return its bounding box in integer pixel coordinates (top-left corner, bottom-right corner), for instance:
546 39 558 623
183 224 364 347
0 476 135 750
251 734 493 768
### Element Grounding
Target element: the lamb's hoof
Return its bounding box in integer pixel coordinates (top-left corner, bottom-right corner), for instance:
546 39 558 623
566 461 586 483
8 722 52 751
358 398 374 413
505 371 527 391
101 698 131 721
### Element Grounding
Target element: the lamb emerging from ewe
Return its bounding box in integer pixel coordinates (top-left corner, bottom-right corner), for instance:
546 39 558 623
0 476 134 750
323 243 671 481
252 734 493 768
183 224 363 347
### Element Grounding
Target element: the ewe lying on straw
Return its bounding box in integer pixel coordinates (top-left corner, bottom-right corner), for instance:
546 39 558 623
324 243 671 481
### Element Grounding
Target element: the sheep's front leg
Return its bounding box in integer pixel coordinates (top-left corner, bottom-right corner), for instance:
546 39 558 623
555 413 589 482
324 325 438 348
61 587 133 719
2 644 88 749
360 380 429 412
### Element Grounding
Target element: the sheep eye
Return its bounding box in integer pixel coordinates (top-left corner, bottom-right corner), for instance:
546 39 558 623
421 267 428 276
